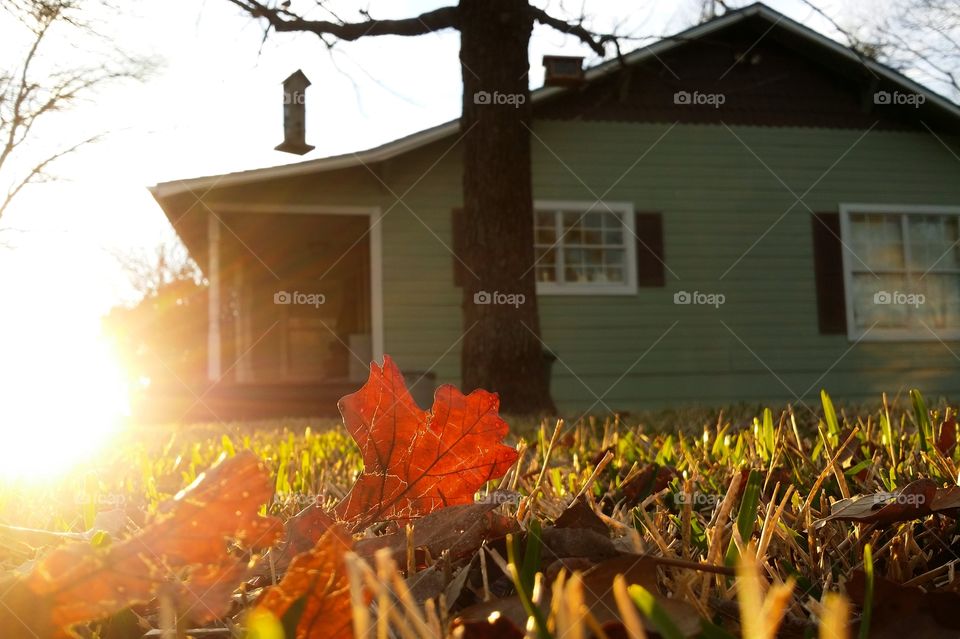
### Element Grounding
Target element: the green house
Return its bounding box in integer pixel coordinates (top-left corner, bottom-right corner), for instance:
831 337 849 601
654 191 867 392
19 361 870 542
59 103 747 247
151 3 960 419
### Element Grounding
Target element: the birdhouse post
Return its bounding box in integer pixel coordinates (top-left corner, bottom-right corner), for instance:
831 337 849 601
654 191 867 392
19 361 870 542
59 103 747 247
275 69 315 155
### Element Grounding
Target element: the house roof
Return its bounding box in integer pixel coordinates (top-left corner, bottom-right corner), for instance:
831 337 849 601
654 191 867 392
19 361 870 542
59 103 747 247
151 2 960 199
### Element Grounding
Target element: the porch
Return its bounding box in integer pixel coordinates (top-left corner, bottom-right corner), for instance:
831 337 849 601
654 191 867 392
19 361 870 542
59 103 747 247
140 205 386 421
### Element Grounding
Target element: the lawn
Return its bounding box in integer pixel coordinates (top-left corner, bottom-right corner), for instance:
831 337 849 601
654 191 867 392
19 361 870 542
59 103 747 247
0 382 957 639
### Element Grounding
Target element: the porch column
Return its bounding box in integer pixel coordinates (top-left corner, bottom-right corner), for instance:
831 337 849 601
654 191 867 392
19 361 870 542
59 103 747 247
207 214 221 381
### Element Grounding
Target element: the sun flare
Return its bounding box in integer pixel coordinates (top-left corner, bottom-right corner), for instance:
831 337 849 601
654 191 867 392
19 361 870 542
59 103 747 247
0 331 128 481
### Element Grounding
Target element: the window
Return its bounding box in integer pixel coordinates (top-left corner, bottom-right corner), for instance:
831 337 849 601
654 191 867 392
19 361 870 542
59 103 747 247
534 201 637 295
840 204 960 340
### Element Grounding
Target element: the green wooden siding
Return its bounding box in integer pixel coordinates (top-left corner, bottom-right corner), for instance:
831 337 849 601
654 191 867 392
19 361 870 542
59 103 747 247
377 122 960 413
197 121 960 414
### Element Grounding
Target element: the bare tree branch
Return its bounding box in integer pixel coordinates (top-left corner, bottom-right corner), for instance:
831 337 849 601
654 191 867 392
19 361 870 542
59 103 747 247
0 133 100 219
224 0 460 40
0 0 149 224
527 5 606 55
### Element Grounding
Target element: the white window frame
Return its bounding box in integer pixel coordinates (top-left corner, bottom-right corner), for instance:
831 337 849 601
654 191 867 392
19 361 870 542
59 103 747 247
839 203 960 342
533 200 638 296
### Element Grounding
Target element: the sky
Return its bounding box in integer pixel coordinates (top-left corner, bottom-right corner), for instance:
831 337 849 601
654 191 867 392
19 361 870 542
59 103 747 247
0 0 909 458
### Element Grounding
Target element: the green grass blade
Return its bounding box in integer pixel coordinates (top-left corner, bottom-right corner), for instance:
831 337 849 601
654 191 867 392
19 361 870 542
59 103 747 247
859 544 874 639
725 469 762 566
520 518 542 596
911 389 931 453
627 584 685 639
821 390 840 437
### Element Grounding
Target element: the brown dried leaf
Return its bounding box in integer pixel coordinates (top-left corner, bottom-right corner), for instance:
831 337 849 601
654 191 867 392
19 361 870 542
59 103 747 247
256 524 354 639
354 500 517 569
814 479 938 528
0 451 282 637
848 570 960 639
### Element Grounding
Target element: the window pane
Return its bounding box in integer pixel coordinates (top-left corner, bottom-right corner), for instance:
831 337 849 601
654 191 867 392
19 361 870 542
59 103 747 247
605 267 624 282
584 248 603 266
536 265 556 282
565 265 585 282
850 273 910 329
584 212 603 229
563 211 583 240
850 213 904 270
564 248 583 266
909 215 959 272
604 229 624 244
536 246 556 266
604 249 626 269
917 273 960 329
583 228 603 245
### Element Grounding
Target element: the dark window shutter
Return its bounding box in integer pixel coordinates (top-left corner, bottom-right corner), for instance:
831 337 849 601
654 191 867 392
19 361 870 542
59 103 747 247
452 207 466 286
635 212 665 287
811 212 847 334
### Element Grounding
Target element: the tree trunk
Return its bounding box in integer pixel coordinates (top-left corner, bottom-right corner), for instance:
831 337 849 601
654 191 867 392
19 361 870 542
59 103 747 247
458 0 555 414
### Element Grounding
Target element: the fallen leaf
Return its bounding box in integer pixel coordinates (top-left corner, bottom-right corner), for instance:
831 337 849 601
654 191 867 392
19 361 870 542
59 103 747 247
930 485 960 513
847 570 960 639
354 501 517 568
814 478 938 528
259 504 335 577
335 356 518 526
256 524 355 639
618 465 677 509
539 527 620 563
0 451 282 638
937 415 957 456
554 497 608 535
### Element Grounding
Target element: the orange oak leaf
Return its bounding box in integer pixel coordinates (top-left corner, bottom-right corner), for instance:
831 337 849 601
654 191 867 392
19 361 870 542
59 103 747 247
335 355 518 527
256 524 355 639
0 451 282 638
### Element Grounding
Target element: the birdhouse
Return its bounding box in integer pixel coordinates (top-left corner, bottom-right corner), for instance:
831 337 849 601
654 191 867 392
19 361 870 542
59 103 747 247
275 69 315 155
543 55 585 87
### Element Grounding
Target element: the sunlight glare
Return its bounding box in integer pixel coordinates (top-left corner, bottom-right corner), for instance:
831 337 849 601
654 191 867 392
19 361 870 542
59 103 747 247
0 331 128 480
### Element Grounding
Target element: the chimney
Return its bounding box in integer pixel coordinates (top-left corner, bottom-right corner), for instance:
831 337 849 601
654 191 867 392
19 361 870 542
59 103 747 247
275 69 315 155
543 55 585 87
